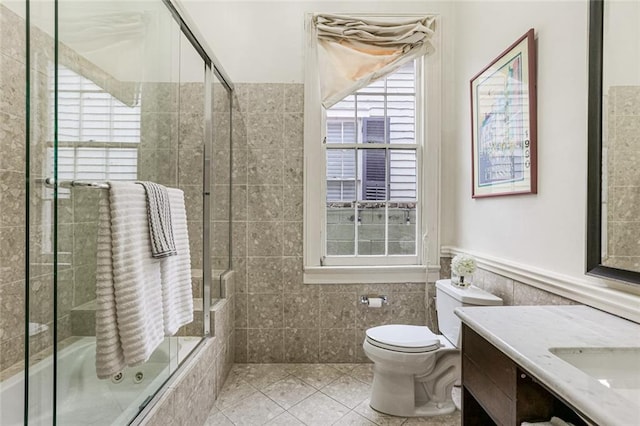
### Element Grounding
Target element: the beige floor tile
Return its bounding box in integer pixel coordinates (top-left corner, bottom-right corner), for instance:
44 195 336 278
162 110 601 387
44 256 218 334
265 411 306 425
348 364 374 384
287 363 342 389
326 363 359 374
288 392 350 426
222 392 285 426
321 375 371 409
204 411 234 426
232 363 291 390
215 374 258 411
333 410 378 425
402 411 461 425
213 363 460 426
262 376 317 409
354 399 407 426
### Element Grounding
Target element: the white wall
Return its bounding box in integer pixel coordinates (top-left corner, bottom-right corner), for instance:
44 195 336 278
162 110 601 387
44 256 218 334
447 1 640 305
447 0 587 273
181 0 454 83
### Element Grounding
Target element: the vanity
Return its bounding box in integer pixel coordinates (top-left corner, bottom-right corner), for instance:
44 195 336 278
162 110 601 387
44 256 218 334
456 305 640 425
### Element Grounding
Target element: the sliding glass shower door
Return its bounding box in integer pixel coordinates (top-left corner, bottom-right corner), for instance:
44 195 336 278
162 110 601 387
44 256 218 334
1 0 232 423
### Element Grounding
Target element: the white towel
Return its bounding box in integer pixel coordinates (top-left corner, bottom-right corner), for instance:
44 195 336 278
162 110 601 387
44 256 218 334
161 188 193 335
95 182 165 379
95 191 125 379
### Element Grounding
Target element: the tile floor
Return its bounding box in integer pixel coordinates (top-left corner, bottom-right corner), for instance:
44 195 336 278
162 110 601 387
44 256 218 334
205 364 460 425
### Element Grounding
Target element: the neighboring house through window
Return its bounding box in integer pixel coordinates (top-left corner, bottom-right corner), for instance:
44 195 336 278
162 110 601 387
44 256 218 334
303 13 441 284
324 61 419 258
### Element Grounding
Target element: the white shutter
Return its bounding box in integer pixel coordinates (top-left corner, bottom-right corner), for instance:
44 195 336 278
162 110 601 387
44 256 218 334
389 150 416 200
326 147 356 202
327 120 356 144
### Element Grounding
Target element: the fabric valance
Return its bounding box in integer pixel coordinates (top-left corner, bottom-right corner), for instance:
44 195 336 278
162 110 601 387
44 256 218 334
314 14 437 108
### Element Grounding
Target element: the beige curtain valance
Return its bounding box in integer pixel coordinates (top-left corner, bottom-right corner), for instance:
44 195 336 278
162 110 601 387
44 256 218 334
314 14 437 108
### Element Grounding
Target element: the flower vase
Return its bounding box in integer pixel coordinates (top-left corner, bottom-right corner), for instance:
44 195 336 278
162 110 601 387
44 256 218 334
451 272 472 288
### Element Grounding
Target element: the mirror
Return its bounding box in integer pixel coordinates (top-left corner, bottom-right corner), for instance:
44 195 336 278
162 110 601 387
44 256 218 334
587 0 640 283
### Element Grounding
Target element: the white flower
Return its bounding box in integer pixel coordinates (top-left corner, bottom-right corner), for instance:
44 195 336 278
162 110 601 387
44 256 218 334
451 254 477 276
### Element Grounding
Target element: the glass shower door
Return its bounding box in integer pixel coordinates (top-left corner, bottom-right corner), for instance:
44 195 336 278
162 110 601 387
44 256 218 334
51 1 202 424
1 0 232 424
27 0 57 424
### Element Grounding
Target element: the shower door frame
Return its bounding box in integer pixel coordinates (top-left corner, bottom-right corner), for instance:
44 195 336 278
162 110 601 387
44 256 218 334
160 0 235 334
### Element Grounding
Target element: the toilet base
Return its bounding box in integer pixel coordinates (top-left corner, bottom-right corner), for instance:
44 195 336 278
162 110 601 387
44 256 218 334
370 391 457 418
365 342 459 418
413 399 456 417
452 385 462 411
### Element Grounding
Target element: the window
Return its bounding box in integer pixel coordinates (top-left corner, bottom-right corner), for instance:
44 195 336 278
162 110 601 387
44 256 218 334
48 65 141 195
304 14 441 284
324 61 419 259
42 65 142 253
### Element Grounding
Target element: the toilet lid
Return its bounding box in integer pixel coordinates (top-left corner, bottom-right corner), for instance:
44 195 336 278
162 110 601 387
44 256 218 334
366 325 441 353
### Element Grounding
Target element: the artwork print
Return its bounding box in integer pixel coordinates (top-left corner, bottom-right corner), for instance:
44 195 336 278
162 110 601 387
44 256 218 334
471 29 537 198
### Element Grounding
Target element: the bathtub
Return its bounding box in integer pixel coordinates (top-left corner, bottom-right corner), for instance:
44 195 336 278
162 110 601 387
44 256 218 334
0 336 200 426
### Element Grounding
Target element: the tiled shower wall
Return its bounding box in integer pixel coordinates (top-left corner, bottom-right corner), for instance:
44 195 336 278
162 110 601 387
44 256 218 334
0 3 27 372
605 86 640 271
231 83 427 363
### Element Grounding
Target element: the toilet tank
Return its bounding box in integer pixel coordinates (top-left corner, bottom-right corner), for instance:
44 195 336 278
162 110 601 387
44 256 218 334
435 279 503 347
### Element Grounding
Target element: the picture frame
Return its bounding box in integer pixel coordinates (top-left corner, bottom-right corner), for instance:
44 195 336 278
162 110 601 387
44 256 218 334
470 29 537 198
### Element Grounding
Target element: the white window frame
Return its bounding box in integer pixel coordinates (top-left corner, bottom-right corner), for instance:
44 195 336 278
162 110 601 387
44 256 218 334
303 13 442 284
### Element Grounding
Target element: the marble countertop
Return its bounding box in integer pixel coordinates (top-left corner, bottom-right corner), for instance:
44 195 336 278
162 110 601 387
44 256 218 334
455 305 640 426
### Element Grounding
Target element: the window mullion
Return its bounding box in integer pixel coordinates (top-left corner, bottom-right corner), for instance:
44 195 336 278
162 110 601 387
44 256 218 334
354 92 360 256
327 143 416 150
354 201 359 256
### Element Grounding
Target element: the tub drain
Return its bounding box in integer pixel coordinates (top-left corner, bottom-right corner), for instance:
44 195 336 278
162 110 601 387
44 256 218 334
111 372 123 384
134 372 144 384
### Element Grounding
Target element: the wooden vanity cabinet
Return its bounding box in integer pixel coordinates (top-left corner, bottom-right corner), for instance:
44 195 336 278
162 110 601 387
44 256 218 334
461 325 588 426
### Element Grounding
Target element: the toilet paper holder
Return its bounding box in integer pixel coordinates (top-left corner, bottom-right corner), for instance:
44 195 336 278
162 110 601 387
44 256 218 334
360 295 388 306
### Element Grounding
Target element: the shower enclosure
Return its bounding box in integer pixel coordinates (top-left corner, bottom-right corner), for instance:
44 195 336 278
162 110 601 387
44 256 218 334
0 0 232 424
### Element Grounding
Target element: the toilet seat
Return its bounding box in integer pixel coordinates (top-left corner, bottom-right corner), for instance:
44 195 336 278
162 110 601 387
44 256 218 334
365 325 441 353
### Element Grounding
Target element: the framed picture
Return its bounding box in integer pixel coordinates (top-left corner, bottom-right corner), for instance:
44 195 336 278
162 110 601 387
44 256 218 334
470 29 537 198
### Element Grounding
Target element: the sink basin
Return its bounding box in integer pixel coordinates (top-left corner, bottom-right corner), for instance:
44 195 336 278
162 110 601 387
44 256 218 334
549 347 640 404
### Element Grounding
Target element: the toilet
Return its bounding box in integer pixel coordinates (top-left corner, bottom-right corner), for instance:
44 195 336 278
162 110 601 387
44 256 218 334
363 279 502 417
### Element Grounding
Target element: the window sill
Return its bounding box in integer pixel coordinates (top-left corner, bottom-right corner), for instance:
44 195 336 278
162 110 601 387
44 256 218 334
303 265 439 284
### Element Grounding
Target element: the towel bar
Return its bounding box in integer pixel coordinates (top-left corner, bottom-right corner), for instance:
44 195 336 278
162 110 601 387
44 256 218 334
42 177 110 189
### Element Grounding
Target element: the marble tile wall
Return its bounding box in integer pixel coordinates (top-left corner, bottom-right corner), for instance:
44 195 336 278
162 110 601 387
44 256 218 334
434 256 579 332
230 83 427 364
211 81 233 287
137 81 207 301
604 86 640 271
0 3 27 372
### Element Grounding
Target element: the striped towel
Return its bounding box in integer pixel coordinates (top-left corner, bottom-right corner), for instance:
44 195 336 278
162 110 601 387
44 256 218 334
95 182 165 379
137 181 177 259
